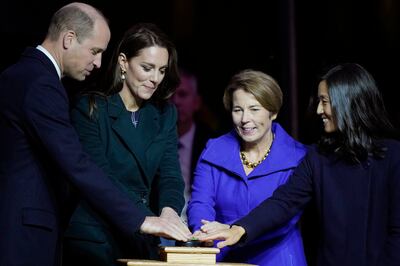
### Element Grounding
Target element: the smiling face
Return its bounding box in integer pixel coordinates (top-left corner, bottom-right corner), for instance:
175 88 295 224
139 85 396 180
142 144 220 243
119 46 169 104
231 89 276 146
63 18 110 80
317 80 337 133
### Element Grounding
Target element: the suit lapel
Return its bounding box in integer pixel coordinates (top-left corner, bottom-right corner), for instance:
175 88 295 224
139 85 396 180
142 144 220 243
107 94 160 179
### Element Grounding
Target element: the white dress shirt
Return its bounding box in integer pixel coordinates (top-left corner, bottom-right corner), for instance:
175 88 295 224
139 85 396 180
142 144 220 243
36 45 61 79
178 124 196 223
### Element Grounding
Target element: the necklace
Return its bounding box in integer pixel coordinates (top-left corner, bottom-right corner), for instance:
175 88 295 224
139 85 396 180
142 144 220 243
131 111 139 128
240 134 275 169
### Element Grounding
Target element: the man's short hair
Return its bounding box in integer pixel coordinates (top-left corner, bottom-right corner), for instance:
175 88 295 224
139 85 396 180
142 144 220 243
47 4 104 42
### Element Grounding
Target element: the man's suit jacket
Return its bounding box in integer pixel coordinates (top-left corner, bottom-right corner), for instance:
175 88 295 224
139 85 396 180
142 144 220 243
63 94 184 265
0 47 145 266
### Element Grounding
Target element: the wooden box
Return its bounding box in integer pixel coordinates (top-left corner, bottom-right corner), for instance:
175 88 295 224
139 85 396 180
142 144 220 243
159 246 220 264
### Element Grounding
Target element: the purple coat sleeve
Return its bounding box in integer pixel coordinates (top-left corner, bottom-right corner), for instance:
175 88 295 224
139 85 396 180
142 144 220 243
187 153 217 231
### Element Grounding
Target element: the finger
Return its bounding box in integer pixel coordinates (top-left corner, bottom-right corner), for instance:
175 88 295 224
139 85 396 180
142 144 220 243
164 221 192 241
197 231 227 241
166 227 190 241
201 225 217 233
201 221 217 232
216 239 231 249
146 217 188 241
192 230 202 237
161 216 192 238
200 224 209 232
160 226 187 241
176 221 193 236
201 222 225 233
203 226 218 234
201 219 210 225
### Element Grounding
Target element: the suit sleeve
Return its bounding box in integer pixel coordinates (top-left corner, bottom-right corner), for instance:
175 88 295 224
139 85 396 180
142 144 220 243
23 78 146 235
247 171 304 244
235 152 314 245
187 143 217 232
380 148 400 265
70 97 154 216
155 104 185 214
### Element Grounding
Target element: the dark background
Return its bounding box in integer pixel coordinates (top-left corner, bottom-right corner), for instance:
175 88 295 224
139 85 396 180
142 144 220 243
1 0 399 144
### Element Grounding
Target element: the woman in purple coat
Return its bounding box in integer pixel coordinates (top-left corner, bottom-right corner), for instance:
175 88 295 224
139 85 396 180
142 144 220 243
187 69 308 265
199 63 400 266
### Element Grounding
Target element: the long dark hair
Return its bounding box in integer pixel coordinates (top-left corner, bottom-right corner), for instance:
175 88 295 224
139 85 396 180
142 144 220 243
318 63 396 162
88 23 179 114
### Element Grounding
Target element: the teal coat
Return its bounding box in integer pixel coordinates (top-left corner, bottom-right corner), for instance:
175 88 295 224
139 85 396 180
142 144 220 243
64 94 185 265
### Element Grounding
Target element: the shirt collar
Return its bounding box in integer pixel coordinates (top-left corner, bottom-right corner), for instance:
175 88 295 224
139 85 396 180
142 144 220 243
36 45 61 79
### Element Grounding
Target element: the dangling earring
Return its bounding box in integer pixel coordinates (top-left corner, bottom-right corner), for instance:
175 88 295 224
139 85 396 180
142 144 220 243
121 70 126 81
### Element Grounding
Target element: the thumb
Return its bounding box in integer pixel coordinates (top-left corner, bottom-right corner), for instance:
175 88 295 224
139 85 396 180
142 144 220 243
216 239 230 249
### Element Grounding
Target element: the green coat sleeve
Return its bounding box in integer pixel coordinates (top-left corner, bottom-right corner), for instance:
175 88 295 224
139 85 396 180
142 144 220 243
153 104 185 215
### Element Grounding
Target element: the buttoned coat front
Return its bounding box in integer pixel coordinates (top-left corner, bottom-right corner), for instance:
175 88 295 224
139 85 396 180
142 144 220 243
188 123 308 266
64 94 185 265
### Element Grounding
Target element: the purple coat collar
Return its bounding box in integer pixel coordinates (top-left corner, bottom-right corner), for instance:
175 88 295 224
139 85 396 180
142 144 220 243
200 123 306 179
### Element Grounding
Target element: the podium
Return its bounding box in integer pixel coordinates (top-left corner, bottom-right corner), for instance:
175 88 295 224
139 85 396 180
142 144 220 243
119 260 255 266
118 246 256 266
160 246 219 264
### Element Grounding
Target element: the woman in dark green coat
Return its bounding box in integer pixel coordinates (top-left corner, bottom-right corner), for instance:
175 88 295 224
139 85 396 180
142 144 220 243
63 23 188 266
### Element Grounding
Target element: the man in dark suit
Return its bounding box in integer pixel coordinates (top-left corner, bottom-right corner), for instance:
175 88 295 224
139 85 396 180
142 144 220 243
171 69 216 223
0 3 190 266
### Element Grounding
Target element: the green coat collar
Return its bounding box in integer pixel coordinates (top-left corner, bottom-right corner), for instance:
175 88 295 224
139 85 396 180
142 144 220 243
107 93 160 179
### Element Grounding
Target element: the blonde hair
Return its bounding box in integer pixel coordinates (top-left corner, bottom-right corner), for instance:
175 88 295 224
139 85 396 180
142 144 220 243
223 69 283 115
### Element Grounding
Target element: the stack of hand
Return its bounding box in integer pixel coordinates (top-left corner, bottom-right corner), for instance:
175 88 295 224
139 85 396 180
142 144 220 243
139 207 192 241
140 210 244 248
195 219 246 248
